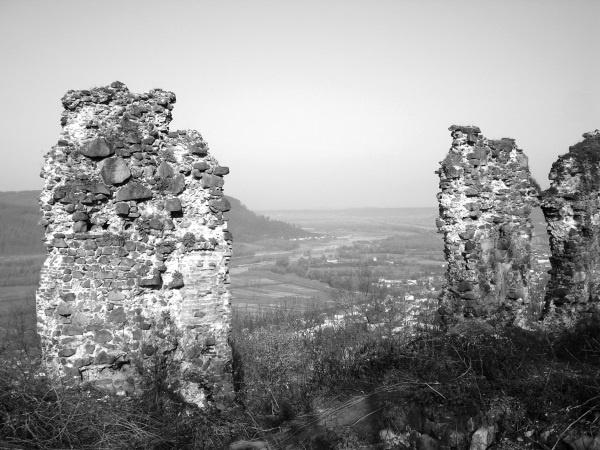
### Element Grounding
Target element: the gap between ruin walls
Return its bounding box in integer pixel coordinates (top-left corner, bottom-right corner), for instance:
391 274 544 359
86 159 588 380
437 125 600 330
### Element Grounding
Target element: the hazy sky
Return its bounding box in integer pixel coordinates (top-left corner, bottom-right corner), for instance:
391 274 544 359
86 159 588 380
0 0 598 210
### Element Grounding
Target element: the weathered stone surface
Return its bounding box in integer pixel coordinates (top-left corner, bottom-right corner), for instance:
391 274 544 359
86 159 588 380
201 173 224 189
61 292 76 301
116 182 152 201
213 166 230 176
100 157 131 185
51 237 68 247
115 202 129 216
157 161 175 179
165 198 182 213
190 142 207 156
541 130 600 326
209 198 231 213
470 425 496 450
37 82 233 406
167 174 186 194
169 273 184 289
56 302 72 317
58 348 76 358
107 290 125 302
80 138 114 158
437 126 539 326
73 221 88 232
193 161 209 172
72 211 89 222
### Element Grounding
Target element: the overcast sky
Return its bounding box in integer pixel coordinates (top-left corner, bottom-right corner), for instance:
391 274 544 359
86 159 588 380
0 0 598 210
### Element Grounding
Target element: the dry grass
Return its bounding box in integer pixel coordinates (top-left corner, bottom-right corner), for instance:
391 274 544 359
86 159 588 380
0 316 251 450
1 297 599 449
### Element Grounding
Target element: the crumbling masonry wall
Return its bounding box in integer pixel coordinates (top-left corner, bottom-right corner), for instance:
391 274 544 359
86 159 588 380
36 82 232 406
437 125 539 324
542 130 600 326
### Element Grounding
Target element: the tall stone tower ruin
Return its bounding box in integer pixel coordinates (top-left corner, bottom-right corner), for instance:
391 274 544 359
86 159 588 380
36 82 232 406
437 125 539 325
542 130 600 326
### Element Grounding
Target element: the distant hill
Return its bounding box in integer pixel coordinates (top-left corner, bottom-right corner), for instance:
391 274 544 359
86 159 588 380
0 190 309 257
225 196 309 242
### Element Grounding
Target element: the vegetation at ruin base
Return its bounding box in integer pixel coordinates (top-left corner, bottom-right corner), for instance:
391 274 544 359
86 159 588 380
1 296 599 449
228 302 600 449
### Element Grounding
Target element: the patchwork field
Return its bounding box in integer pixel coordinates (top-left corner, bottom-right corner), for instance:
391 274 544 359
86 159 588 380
230 268 336 312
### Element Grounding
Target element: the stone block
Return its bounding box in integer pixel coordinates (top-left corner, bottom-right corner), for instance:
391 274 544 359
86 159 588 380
167 174 186 194
56 302 73 317
58 348 76 358
138 271 162 288
165 198 182 212
193 161 209 172
52 237 69 248
100 157 131 185
213 166 229 176
108 307 126 324
201 173 224 189
94 330 113 344
157 161 175 178
190 143 207 156
73 221 88 232
80 138 114 158
209 198 231 212
72 211 89 222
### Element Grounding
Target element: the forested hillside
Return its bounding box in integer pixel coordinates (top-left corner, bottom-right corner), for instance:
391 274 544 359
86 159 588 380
225 196 309 242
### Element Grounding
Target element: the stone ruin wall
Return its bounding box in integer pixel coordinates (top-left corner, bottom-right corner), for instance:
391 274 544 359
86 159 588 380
437 125 540 325
35 80 600 405
541 130 600 326
36 82 232 406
